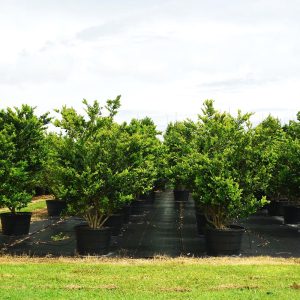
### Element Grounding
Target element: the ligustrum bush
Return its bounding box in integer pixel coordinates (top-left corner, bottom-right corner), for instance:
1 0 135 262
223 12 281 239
186 100 277 229
51 96 135 228
164 120 197 189
121 117 163 197
0 105 50 212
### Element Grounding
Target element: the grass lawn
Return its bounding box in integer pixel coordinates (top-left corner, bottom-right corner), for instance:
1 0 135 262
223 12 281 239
0 199 47 213
0 196 50 213
0 257 299 299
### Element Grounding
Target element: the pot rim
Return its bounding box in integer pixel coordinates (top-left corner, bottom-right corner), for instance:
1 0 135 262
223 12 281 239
75 224 111 232
0 212 32 216
46 199 66 202
283 203 300 208
206 225 245 232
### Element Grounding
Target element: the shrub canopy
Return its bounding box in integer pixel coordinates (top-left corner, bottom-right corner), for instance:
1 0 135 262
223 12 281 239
50 96 136 228
0 105 50 213
270 112 300 201
186 100 276 229
120 117 163 197
163 120 196 189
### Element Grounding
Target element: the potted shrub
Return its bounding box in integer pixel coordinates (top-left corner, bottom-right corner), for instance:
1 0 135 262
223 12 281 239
187 100 275 255
279 114 300 223
121 117 163 214
45 198 67 218
164 120 196 201
263 113 300 221
252 116 289 216
42 133 69 217
0 105 50 235
52 96 134 254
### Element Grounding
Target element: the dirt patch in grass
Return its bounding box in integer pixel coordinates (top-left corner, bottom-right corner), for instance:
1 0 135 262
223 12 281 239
209 284 260 291
64 284 87 290
159 287 191 292
97 284 118 290
290 283 300 290
248 275 264 279
31 208 48 221
0 274 15 278
63 284 118 290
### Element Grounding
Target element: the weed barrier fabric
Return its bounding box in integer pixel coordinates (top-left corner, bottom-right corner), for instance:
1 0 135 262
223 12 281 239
1 191 299 258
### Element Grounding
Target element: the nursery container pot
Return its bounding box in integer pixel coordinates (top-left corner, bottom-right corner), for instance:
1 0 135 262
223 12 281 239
139 190 155 203
195 211 208 235
131 199 149 215
75 225 111 255
117 204 131 223
267 200 288 216
46 200 67 217
205 225 245 256
0 212 32 235
173 190 189 202
283 205 300 224
103 214 124 236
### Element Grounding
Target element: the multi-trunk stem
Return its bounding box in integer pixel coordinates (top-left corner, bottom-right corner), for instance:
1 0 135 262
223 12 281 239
204 205 227 229
84 207 109 229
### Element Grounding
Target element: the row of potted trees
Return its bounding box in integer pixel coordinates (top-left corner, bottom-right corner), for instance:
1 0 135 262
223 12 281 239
0 97 163 255
0 97 299 255
163 100 300 255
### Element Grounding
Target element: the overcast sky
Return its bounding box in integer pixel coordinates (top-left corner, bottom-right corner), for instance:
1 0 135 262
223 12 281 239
0 0 299 130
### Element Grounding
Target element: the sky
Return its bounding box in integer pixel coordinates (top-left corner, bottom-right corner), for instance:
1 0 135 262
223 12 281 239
0 0 299 131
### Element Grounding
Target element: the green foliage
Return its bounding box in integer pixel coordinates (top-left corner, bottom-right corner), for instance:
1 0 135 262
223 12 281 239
163 119 197 189
120 117 164 196
47 97 164 228
278 138 300 201
187 100 273 229
50 232 70 241
51 96 134 228
283 111 300 139
247 115 285 200
271 113 300 201
0 105 50 213
42 133 69 200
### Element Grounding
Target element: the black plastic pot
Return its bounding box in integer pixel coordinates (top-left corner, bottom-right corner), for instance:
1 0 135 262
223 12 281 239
46 200 67 217
205 225 245 256
195 211 208 235
131 199 148 215
267 200 288 216
173 190 189 202
75 225 111 255
0 212 32 235
140 191 155 203
117 205 131 223
103 214 124 236
283 205 300 224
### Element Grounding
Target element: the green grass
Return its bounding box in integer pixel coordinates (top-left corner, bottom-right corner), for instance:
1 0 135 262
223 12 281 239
19 200 47 212
0 257 299 299
0 199 47 213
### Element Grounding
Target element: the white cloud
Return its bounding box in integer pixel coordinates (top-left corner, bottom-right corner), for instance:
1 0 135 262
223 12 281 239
0 0 299 129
